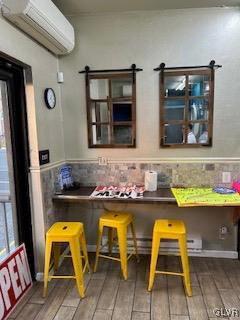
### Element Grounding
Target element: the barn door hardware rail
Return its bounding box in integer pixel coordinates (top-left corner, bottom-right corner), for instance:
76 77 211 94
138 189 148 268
154 60 222 71
79 64 143 84
79 64 143 74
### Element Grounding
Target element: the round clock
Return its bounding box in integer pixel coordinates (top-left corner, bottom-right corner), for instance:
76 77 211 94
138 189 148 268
44 88 56 109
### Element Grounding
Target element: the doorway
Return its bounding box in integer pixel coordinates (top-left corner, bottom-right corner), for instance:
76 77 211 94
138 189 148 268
0 56 34 277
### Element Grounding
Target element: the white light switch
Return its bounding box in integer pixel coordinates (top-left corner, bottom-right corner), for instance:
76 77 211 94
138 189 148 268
57 72 64 83
222 172 231 183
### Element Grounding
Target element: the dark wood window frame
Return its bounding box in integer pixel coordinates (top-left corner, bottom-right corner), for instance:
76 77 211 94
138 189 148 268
85 72 136 148
159 68 215 148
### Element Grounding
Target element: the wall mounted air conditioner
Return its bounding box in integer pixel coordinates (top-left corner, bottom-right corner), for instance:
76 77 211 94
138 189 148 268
1 0 75 55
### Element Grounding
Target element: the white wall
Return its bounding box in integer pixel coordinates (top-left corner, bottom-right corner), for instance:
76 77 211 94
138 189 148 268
59 7 240 160
0 16 65 163
0 15 65 273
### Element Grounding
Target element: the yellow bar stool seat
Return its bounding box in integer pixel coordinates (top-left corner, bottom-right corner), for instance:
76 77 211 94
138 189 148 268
148 219 192 297
94 211 139 280
43 222 90 298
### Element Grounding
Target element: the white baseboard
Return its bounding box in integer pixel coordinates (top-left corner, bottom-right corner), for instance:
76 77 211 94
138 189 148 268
199 250 238 259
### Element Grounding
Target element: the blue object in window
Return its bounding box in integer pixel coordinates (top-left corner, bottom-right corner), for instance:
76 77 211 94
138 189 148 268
213 187 236 194
113 103 132 121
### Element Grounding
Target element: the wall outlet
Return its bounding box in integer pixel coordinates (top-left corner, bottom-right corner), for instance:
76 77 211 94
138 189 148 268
219 225 229 240
220 226 228 234
98 157 108 166
222 171 231 183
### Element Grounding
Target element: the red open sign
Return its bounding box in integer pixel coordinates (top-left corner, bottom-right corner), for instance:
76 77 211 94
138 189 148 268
0 244 32 320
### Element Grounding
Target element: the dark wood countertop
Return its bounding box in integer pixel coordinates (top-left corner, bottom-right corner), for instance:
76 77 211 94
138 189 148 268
52 187 176 204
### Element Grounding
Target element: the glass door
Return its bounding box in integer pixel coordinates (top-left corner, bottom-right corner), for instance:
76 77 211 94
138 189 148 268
0 80 18 260
0 58 34 276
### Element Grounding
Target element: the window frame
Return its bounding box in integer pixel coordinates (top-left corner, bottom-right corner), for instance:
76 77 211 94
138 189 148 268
159 68 214 148
86 72 136 148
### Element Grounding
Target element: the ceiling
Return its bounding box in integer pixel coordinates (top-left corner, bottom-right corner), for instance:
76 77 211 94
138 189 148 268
52 0 240 15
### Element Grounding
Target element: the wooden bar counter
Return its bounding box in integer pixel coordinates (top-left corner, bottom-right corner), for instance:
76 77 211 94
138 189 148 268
52 187 176 204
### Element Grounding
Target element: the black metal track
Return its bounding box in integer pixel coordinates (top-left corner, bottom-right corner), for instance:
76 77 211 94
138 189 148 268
154 60 222 71
79 64 143 74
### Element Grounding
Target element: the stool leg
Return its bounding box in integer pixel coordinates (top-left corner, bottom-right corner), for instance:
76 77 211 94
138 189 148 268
94 224 103 273
43 238 52 297
108 227 114 255
53 243 61 272
117 226 128 280
69 238 85 298
80 230 90 273
148 234 160 291
130 222 139 262
179 234 192 297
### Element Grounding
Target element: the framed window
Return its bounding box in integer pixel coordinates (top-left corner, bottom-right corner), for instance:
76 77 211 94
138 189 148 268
159 67 215 147
85 72 137 148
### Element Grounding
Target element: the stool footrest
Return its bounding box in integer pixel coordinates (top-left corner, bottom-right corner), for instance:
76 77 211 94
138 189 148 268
127 253 133 261
100 240 118 251
83 263 88 273
98 253 135 262
64 255 85 259
155 271 184 277
99 254 121 262
49 275 76 279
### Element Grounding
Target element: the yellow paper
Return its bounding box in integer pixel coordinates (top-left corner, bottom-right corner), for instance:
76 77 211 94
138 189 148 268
171 188 240 207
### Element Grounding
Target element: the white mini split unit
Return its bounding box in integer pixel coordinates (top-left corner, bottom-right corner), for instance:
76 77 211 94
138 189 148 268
1 0 75 55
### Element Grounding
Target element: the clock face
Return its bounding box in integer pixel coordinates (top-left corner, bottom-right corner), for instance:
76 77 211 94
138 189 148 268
44 88 56 109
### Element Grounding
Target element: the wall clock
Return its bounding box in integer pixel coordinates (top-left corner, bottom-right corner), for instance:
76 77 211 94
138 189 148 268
44 88 56 109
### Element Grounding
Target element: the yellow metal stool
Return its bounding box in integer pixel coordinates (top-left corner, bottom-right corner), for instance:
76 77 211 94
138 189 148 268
94 211 139 280
43 222 90 298
148 219 192 296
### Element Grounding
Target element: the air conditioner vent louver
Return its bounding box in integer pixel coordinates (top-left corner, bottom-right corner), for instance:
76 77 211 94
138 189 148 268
2 0 75 55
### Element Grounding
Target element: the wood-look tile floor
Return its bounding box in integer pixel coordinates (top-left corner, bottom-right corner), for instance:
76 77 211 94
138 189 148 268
9 255 240 320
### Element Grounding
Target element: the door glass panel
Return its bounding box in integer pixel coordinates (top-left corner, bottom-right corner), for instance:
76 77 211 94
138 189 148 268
164 99 185 121
92 124 110 145
90 79 108 99
189 74 210 96
111 78 132 98
91 102 109 122
113 125 132 144
164 75 186 97
0 81 18 260
113 102 132 122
